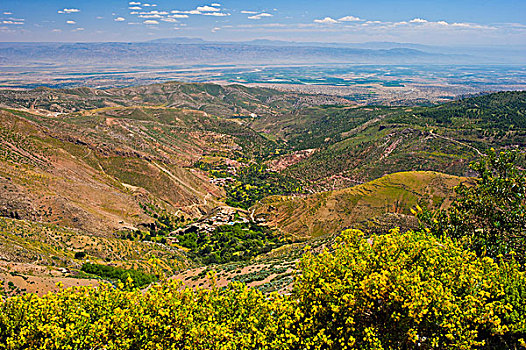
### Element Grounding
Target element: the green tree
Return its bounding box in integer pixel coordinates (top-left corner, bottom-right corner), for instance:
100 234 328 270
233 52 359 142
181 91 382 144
418 149 526 265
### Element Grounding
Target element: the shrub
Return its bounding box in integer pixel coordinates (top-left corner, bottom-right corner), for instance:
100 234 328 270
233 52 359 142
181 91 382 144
80 263 157 288
293 229 526 349
1 229 525 349
0 281 295 350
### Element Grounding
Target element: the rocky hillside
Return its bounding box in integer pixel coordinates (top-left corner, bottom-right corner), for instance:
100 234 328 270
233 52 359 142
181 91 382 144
0 107 226 234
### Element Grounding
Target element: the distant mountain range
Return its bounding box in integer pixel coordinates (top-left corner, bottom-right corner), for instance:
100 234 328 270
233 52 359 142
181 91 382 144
137 38 526 64
0 40 491 67
148 37 433 48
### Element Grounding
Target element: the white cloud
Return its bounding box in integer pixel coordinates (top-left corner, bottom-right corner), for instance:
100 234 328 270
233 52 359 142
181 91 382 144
142 10 168 15
66 20 76 24
339 16 361 22
96 16 104 19
161 18 178 23
241 10 258 14
203 12 230 16
169 14 189 19
502 22 526 29
143 20 159 24
129 6 142 10
52 28 62 32
211 3 221 6
212 26 221 32
196 5 220 12
72 27 84 31
437 20 449 26
129 2 141 4
114 17 126 22
248 13 273 20
2 20 24 25
410 18 428 23
3 12 13 15
139 14 161 18
314 17 338 24
58 8 80 14
449 22 494 29
172 9 202 15
451 22 471 28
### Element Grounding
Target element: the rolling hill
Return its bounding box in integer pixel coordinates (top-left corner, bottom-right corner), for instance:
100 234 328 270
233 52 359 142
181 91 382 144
251 91 526 190
252 171 466 239
0 81 348 116
0 107 225 234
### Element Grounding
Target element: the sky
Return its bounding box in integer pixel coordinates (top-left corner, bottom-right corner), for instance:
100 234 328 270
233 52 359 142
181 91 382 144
0 0 525 45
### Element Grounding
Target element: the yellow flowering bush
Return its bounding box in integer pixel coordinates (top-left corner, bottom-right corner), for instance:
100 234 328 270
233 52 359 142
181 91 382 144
1 229 525 349
293 229 526 349
0 280 298 350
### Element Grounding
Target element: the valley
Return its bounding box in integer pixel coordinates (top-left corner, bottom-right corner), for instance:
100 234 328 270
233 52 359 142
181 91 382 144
0 81 524 296
2 62 525 105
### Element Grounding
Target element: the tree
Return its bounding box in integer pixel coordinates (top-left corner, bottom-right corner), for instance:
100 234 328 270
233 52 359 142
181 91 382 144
74 251 86 259
418 149 526 265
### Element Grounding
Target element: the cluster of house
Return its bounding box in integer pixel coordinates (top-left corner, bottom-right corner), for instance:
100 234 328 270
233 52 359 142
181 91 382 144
167 206 250 244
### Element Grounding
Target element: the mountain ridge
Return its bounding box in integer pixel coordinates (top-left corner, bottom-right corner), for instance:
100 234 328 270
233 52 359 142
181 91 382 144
0 41 472 66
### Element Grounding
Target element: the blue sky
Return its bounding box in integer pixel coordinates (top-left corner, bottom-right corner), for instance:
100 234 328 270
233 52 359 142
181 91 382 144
1 0 525 45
